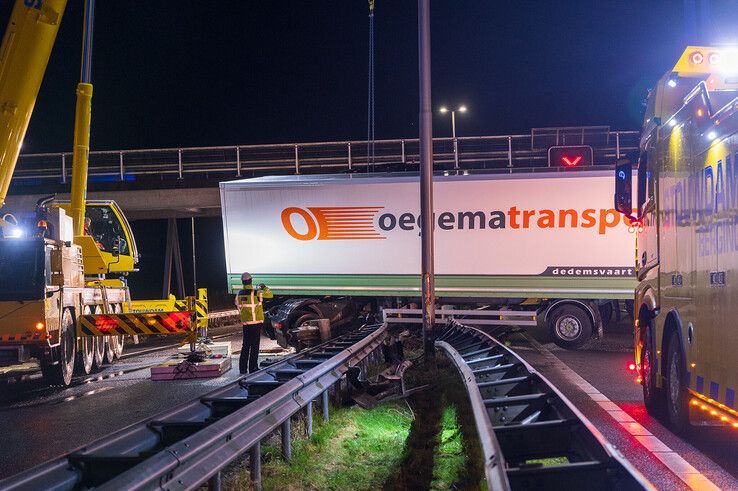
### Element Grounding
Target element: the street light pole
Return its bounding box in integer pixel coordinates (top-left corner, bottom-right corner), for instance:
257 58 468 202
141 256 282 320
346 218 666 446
418 0 435 358
439 105 466 170
451 110 458 169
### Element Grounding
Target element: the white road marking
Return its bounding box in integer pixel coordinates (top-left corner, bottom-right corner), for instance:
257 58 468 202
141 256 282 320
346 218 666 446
524 335 722 491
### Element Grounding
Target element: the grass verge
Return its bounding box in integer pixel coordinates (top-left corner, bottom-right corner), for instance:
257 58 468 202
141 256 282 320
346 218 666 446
226 402 413 491
430 406 466 489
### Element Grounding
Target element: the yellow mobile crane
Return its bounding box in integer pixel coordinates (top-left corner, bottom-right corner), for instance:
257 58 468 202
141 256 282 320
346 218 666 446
0 0 205 386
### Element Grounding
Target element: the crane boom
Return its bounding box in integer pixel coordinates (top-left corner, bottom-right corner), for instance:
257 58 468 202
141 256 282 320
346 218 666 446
70 0 95 237
0 0 67 212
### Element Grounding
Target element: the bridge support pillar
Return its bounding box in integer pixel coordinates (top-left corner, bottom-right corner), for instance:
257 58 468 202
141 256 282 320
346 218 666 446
162 218 185 299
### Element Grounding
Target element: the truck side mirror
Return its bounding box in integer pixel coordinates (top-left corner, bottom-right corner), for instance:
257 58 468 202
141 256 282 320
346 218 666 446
614 158 636 220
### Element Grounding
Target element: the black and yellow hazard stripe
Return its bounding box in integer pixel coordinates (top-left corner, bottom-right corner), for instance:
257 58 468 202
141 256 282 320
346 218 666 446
77 312 192 337
196 288 208 329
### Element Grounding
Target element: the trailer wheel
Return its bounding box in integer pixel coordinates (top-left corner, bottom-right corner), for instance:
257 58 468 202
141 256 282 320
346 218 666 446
547 304 592 349
641 328 663 416
665 334 690 433
293 311 319 351
41 308 76 387
263 312 276 340
598 302 614 328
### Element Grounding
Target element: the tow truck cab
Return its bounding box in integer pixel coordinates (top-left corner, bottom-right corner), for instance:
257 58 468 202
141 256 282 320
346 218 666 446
614 46 738 431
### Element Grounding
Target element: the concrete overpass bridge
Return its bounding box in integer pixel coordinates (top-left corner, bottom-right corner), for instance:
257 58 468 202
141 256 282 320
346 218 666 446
4 127 637 302
5 126 637 219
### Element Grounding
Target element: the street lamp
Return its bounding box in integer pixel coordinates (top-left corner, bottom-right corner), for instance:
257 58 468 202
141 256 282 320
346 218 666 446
439 105 467 169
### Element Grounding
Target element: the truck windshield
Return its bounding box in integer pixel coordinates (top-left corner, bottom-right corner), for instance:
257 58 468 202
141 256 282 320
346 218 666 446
85 206 129 255
0 239 46 301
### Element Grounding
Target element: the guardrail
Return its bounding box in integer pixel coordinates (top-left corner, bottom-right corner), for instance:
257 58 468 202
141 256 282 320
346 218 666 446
1 324 386 490
435 321 653 490
13 127 639 184
382 308 537 326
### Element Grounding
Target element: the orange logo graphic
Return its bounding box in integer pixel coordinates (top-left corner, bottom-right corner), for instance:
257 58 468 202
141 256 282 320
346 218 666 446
281 207 386 241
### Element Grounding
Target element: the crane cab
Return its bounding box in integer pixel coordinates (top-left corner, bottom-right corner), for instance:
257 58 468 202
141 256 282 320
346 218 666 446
56 200 138 275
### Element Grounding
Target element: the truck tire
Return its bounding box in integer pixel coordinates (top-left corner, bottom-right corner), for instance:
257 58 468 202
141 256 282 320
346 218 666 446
547 304 592 350
91 306 106 371
641 328 663 416
103 337 116 365
665 334 690 433
598 302 614 328
263 312 276 340
76 337 94 375
76 305 94 375
625 300 634 319
41 308 76 387
110 304 124 359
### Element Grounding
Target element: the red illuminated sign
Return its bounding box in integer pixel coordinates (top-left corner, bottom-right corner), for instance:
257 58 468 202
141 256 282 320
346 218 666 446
561 155 582 166
548 145 593 168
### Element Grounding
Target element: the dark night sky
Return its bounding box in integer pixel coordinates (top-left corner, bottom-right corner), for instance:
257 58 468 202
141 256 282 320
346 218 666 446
3 1 738 153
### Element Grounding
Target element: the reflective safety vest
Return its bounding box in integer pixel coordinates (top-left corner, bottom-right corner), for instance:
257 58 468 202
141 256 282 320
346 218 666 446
236 286 273 325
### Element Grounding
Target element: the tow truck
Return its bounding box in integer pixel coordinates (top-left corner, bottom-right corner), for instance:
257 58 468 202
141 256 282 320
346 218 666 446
615 46 738 432
0 0 205 386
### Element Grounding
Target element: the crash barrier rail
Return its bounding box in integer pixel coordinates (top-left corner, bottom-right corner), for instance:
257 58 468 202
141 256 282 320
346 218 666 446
382 308 538 327
435 322 653 490
0 324 387 491
13 127 638 183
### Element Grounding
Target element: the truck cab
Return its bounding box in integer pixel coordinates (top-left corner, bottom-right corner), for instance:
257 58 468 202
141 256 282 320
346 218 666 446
615 46 738 431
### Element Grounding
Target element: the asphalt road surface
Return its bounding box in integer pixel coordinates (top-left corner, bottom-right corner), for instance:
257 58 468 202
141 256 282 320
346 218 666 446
1 318 735 489
0 323 286 479
510 318 737 491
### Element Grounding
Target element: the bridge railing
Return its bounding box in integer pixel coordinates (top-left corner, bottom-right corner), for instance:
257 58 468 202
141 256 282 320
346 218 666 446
13 127 639 184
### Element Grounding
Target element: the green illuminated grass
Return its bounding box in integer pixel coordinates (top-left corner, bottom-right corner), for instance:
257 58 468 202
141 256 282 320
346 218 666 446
230 403 412 491
524 456 570 466
430 406 466 489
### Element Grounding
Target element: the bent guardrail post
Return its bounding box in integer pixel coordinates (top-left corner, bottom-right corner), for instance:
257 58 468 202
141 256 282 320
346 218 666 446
282 418 292 461
250 441 262 490
305 400 314 437
322 390 330 421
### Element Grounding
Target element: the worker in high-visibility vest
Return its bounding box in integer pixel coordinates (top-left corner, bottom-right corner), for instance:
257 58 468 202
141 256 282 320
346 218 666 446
235 272 273 374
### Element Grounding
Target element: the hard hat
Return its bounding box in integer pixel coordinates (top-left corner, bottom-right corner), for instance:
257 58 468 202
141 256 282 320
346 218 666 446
241 272 253 284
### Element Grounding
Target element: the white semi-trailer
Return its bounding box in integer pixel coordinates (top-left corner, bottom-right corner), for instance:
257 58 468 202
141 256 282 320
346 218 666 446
220 170 636 349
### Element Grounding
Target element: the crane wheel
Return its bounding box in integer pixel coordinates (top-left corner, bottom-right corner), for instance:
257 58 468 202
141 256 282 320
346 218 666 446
41 308 76 387
111 304 125 359
75 306 94 375
91 306 106 370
